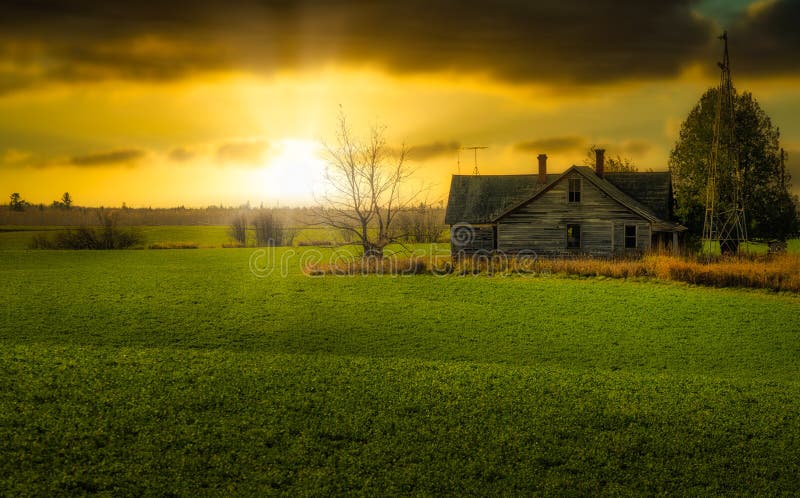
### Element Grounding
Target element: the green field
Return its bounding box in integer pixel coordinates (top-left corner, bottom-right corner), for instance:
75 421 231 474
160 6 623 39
0 225 233 250
0 225 365 249
1 248 799 494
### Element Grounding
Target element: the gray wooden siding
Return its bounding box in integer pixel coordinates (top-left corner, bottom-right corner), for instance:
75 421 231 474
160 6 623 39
451 224 494 255
496 173 651 256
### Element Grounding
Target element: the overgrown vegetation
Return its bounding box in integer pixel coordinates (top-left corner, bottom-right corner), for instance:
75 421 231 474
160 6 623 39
310 251 800 292
520 253 800 292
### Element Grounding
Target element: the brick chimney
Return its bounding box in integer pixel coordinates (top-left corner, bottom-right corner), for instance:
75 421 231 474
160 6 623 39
537 154 547 184
595 148 605 178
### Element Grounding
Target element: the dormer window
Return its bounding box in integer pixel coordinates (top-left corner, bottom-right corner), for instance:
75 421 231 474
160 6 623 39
568 178 581 203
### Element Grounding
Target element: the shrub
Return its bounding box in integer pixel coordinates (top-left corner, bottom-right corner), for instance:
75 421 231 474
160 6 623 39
252 210 284 247
229 214 248 246
28 224 143 250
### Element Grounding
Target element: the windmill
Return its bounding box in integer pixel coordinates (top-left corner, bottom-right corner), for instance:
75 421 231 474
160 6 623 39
702 31 748 256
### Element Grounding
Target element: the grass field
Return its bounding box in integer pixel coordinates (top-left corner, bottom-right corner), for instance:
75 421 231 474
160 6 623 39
1 248 799 494
0 225 233 250
0 225 365 249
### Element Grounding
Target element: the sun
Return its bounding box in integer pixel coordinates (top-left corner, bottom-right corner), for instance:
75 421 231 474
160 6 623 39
259 138 327 204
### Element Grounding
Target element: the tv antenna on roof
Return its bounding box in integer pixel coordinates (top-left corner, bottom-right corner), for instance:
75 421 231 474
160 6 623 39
463 146 488 175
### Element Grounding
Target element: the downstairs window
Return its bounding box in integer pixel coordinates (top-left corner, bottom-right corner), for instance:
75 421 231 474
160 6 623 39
567 224 581 249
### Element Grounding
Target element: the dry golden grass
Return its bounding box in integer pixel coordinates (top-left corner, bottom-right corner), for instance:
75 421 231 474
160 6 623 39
308 256 428 276
503 253 800 292
147 242 199 250
310 251 800 292
647 254 800 292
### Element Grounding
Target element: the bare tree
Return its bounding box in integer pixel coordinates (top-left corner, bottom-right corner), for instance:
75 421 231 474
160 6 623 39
583 145 639 173
252 209 284 246
318 111 422 257
396 203 445 243
229 213 248 246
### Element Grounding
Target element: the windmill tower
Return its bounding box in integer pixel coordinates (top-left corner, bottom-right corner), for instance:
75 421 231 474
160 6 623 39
702 31 748 256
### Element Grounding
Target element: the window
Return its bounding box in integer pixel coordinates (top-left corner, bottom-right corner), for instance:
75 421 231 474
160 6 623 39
625 225 637 249
568 178 581 203
567 224 581 249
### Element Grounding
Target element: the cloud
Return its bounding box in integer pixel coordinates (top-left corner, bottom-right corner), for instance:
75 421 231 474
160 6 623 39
515 136 587 153
620 140 653 156
70 149 146 166
216 140 268 165
409 141 461 161
0 0 720 93
168 147 196 162
1 148 32 165
729 0 800 78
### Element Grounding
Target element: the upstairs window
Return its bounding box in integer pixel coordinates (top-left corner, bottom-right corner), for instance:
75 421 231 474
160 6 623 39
567 224 581 249
568 178 581 203
625 225 637 249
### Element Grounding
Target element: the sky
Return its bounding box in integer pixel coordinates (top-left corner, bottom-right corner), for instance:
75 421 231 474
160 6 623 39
1 0 799 207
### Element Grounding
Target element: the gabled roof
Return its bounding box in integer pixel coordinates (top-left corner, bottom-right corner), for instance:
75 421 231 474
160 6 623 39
445 166 685 232
605 171 672 220
444 173 558 225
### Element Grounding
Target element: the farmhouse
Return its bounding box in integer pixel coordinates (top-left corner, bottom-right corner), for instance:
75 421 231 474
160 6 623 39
445 149 686 257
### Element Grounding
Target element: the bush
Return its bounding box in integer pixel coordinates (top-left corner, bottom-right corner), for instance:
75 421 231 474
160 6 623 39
29 225 143 250
229 213 248 246
253 210 284 246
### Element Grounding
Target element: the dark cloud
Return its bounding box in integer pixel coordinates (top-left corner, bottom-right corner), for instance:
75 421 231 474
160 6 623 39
0 0 719 93
70 149 145 166
409 141 461 161
216 140 268 165
168 147 196 162
515 136 587 153
730 0 800 78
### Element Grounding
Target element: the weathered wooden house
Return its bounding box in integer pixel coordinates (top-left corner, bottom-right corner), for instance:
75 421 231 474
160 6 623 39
445 149 686 257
